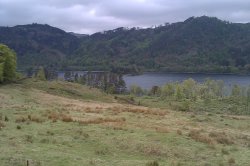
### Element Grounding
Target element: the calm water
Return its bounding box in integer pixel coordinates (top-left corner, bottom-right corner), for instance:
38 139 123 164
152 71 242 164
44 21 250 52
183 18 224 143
123 72 250 89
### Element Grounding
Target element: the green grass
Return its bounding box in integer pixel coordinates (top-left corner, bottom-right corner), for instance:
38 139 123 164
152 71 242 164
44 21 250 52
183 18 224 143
133 95 250 115
0 79 250 165
21 78 114 102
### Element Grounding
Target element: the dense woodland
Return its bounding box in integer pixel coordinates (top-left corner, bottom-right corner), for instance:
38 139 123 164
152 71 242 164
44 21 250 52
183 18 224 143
1 16 250 74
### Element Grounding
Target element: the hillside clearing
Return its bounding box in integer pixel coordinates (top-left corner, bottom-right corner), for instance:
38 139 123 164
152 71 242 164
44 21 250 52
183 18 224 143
0 80 250 166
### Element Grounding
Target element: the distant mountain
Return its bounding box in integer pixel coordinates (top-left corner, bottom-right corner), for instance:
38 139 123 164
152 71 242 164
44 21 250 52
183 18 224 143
1 16 250 74
0 23 80 69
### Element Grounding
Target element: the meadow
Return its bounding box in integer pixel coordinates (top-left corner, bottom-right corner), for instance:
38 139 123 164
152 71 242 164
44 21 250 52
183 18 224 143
0 79 250 166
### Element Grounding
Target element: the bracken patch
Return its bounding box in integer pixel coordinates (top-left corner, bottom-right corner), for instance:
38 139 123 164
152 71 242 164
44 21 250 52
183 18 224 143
78 117 126 125
121 107 167 116
209 131 234 145
188 129 214 145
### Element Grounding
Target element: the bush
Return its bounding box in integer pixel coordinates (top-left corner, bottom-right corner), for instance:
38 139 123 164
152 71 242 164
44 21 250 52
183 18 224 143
4 116 8 121
130 84 144 96
35 67 46 81
0 44 17 83
16 125 21 130
172 101 191 112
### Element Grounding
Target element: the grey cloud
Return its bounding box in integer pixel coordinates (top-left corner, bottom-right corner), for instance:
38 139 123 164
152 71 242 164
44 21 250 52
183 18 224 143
0 0 250 34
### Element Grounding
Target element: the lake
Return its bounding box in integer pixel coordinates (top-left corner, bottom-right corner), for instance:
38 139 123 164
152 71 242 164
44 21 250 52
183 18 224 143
123 72 250 90
57 71 250 90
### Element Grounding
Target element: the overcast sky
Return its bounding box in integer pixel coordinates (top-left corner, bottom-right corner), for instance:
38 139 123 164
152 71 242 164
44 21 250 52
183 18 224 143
0 0 250 34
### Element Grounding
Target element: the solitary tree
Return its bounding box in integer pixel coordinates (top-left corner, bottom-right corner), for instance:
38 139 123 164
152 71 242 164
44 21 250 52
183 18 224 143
0 44 17 83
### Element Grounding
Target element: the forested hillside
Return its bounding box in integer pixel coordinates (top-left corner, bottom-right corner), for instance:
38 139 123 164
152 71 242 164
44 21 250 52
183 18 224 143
0 23 80 69
1 16 250 73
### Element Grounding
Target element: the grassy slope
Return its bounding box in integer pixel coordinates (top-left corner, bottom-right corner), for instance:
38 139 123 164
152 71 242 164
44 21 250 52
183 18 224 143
0 79 249 166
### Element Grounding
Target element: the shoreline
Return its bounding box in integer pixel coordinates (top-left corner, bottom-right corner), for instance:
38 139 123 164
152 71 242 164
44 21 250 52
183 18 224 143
127 71 250 76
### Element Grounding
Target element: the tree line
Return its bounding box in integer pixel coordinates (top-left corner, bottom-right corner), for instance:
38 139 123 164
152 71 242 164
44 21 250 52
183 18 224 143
63 71 126 94
130 78 250 115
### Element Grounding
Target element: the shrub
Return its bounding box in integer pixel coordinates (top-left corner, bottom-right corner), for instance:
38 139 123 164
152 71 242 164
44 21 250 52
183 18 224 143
4 116 8 121
35 67 46 81
171 101 191 112
130 84 144 96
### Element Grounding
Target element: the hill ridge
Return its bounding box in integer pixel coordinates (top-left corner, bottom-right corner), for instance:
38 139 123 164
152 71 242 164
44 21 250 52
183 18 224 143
1 16 250 73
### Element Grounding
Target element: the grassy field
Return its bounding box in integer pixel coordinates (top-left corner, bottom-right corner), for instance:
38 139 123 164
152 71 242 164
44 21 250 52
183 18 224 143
0 79 250 166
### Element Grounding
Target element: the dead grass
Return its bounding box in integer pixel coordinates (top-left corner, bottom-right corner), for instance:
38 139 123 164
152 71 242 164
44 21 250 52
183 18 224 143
78 117 126 125
16 115 44 123
136 143 167 156
47 112 73 122
155 127 170 133
177 129 183 135
61 114 74 122
85 107 91 112
188 129 214 145
104 121 127 131
84 107 103 114
1 80 250 165
228 157 236 165
29 115 45 123
121 107 167 116
47 112 60 120
209 131 234 145
15 116 28 123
